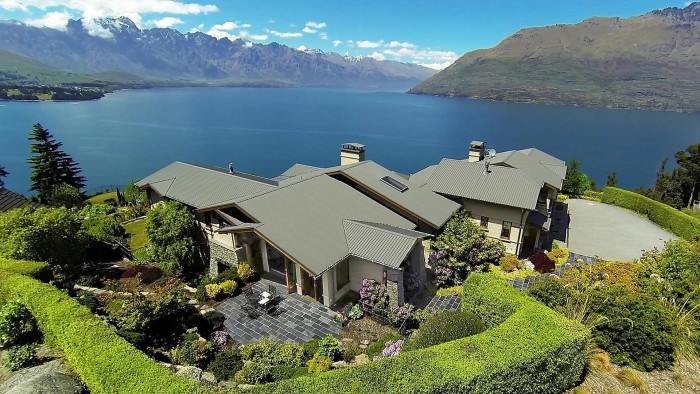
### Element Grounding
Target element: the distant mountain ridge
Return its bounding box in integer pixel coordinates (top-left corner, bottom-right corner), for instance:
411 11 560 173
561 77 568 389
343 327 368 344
0 17 435 90
410 3 700 112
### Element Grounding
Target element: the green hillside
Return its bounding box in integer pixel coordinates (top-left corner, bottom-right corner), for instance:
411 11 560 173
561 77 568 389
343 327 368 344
410 4 700 113
0 49 96 85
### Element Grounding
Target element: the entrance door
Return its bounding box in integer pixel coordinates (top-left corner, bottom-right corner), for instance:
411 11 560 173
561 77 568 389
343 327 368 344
520 224 538 257
300 270 314 297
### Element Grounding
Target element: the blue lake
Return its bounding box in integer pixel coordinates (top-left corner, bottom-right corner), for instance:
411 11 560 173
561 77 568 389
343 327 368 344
1 87 699 194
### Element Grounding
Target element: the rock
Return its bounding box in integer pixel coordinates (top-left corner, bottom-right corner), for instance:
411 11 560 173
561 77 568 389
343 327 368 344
360 339 370 346
331 361 348 369
340 338 354 344
523 261 535 271
201 372 217 385
238 384 256 390
188 299 198 305
176 366 203 381
0 359 85 394
183 285 197 293
353 354 370 365
359 344 367 349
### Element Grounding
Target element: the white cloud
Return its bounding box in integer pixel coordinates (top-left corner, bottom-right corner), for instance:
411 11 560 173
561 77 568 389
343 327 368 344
211 21 250 30
302 26 316 34
368 51 384 61
24 10 71 30
305 21 326 29
244 41 252 48
151 16 183 28
297 45 307 51
2 0 219 36
386 40 416 49
417 61 454 70
332 39 342 47
383 47 457 62
267 19 275 23
267 29 302 38
238 30 267 41
356 39 383 48
188 23 204 33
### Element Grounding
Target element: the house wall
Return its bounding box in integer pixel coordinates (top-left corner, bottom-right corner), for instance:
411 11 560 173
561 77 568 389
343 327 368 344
459 199 528 255
349 256 385 293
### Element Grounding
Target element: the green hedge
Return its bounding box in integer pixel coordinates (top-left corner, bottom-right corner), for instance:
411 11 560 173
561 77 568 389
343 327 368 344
0 258 48 277
601 187 700 241
0 260 588 394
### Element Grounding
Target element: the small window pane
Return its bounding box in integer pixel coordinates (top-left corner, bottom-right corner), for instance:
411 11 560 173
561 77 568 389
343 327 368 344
501 221 512 239
480 216 489 229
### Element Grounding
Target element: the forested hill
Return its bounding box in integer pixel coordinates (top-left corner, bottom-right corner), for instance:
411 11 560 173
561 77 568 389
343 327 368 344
409 3 700 113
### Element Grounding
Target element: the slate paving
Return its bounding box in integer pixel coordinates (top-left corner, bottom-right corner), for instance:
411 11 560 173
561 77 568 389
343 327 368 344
408 288 461 312
216 279 341 344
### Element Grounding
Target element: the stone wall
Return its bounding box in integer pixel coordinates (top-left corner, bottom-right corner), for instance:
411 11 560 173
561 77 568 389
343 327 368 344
208 240 241 276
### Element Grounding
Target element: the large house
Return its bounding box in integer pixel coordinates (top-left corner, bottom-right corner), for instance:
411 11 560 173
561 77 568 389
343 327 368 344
136 142 565 307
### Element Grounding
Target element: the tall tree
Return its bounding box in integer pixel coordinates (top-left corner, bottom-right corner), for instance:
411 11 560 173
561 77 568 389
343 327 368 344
0 164 7 188
675 143 700 208
606 172 618 187
27 123 85 201
650 157 685 209
562 159 591 196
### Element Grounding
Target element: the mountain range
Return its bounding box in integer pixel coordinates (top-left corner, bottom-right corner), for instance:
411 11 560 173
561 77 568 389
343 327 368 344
410 3 700 112
0 17 435 90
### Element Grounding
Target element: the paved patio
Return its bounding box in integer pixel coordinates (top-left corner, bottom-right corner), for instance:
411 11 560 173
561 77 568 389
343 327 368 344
216 279 342 344
408 288 461 312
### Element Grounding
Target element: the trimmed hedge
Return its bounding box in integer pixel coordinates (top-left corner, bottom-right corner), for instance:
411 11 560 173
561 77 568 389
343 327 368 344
0 259 588 394
0 258 48 277
601 187 700 241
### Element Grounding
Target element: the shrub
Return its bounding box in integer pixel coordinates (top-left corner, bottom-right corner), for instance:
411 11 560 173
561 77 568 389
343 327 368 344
210 331 231 348
214 268 240 283
270 365 309 381
115 328 145 348
342 342 362 363
388 304 416 327
303 339 319 358
168 339 216 369
218 280 238 296
240 337 306 368
0 301 37 348
121 265 163 284
500 254 521 272
206 349 242 381
366 333 402 359
359 278 389 311
529 253 555 274
75 290 100 313
590 285 675 371
527 277 567 309
316 334 340 360
348 304 363 320
4 344 36 371
410 310 486 349
198 310 226 338
236 262 255 282
602 187 700 241
306 354 332 374
205 283 223 300
615 368 650 394
235 362 272 384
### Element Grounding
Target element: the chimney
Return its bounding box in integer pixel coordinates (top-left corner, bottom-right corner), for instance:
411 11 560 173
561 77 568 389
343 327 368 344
468 141 486 163
340 143 366 165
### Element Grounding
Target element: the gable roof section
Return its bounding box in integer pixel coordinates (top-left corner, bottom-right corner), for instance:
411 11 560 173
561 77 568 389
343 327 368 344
490 148 566 189
415 159 542 210
343 220 429 269
0 188 40 212
232 174 418 276
331 161 460 229
278 163 322 179
135 162 277 209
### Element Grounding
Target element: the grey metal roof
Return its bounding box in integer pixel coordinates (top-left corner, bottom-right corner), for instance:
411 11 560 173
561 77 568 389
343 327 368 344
135 162 277 209
278 163 322 179
0 188 40 212
414 159 542 210
490 148 566 189
331 161 460 229
218 223 263 232
232 174 417 276
343 220 429 269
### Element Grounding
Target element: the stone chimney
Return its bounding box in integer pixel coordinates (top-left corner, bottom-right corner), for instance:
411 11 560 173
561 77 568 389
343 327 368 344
468 141 486 163
340 143 366 165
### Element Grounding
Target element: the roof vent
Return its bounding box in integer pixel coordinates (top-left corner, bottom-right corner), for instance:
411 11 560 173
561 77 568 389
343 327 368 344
228 163 234 173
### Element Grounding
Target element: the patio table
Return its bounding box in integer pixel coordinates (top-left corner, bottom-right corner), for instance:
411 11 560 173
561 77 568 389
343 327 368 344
261 291 271 298
258 297 271 306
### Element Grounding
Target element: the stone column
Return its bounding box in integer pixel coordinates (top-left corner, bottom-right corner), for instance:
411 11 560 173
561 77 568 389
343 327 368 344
295 265 304 295
260 239 269 273
321 269 335 307
386 268 404 307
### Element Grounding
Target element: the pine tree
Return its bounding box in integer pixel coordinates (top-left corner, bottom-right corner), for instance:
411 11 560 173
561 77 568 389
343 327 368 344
0 164 7 188
27 123 86 201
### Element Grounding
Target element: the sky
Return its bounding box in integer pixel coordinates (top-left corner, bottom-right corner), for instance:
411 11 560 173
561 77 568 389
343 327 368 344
0 1 693 70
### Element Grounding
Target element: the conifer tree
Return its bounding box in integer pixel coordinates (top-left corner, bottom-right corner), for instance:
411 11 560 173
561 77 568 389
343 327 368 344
0 164 7 188
27 123 86 201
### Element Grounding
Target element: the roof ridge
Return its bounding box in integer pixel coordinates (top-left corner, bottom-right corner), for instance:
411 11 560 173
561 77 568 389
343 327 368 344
344 219 423 240
178 161 278 187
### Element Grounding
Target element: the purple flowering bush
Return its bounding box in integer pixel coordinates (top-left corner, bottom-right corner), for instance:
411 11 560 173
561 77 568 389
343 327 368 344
434 264 456 287
210 330 231 348
404 270 420 292
373 339 404 361
359 278 389 312
388 304 415 326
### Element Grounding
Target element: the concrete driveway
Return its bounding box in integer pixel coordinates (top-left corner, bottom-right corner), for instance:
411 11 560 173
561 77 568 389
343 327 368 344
565 199 678 261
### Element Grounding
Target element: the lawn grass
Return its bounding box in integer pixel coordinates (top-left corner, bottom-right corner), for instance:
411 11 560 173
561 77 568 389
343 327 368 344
86 192 118 205
124 219 148 251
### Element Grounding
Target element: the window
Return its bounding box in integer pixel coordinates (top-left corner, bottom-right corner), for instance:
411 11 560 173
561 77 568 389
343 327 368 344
480 216 489 229
501 221 512 240
380 175 408 192
336 260 350 290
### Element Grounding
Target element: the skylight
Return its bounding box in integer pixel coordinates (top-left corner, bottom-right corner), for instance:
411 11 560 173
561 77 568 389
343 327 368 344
381 175 408 192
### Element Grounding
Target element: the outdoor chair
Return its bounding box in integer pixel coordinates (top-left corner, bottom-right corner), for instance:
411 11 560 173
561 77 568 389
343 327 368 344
244 287 261 307
241 303 261 319
267 284 277 300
